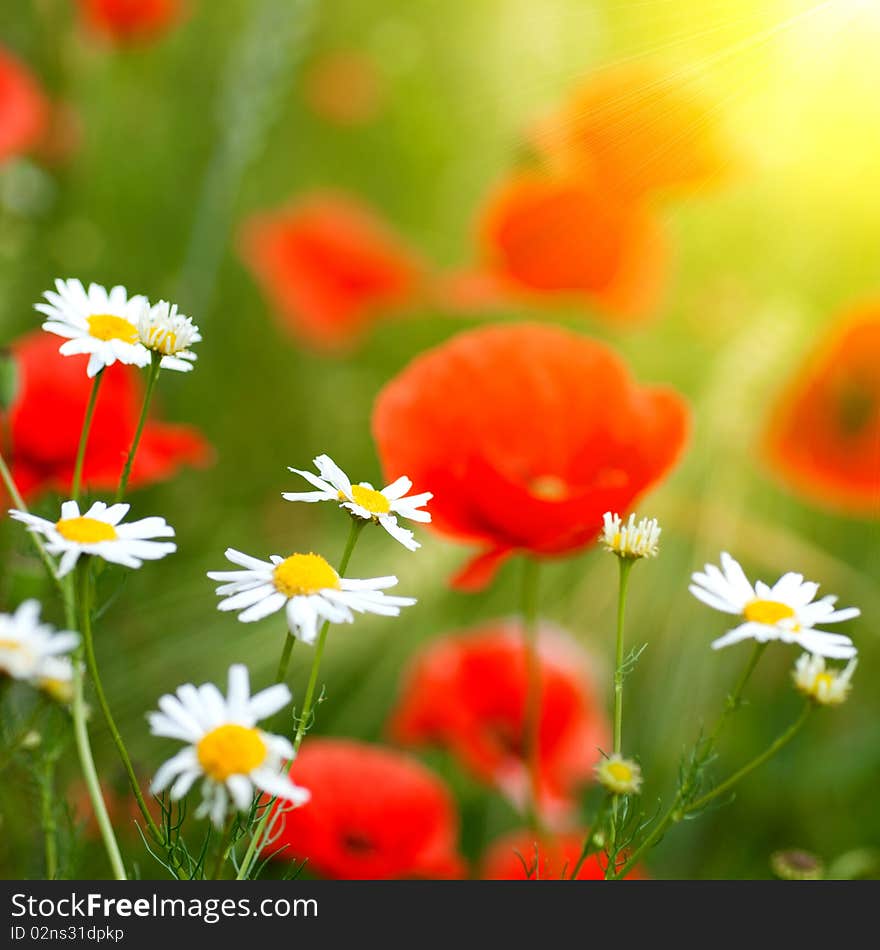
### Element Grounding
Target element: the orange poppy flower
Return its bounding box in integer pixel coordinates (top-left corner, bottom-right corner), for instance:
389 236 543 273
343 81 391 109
1 331 211 505
262 739 465 880
77 0 187 44
478 173 668 321
0 48 49 165
372 323 689 589
388 622 609 820
239 194 424 350
764 304 880 515
481 829 644 880
532 61 730 202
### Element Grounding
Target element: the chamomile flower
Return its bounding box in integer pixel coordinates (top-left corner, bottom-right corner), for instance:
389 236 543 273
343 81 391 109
9 500 176 578
601 512 661 560
0 600 79 700
137 300 201 373
148 664 310 827
595 754 643 795
36 279 151 377
283 454 432 552
690 553 859 659
207 548 417 645
792 653 856 706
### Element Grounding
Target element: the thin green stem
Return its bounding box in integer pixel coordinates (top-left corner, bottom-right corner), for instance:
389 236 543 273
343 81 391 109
237 519 365 880
520 557 541 830
571 798 610 880
71 371 104 504
275 633 295 685
685 702 812 815
69 636 126 878
611 642 769 880
114 354 161 504
209 818 238 880
77 561 162 842
613 559 634 756
39 757 58 879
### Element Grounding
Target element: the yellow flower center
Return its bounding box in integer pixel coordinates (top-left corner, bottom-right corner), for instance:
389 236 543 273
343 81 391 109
273 553 340 596
814 672 834 692
0 639 25 652
197 724 267 781
744 599 796 625
87 313 138 344
347 484 391 515
144 327 179 354
606 761 633 784
55 517 118 544
40 677 73 704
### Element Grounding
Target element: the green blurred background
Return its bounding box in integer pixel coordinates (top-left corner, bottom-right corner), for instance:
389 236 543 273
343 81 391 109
1 0 878 879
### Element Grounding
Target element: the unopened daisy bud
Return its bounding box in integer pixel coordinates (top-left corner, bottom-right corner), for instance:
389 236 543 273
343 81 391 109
792 653 856 706
21 730 42 750
137 300 200 373
595 754 642 795
771 849 824 881
601 512 660 560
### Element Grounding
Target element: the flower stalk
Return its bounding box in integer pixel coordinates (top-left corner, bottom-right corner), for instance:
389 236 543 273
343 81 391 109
71 371 104 504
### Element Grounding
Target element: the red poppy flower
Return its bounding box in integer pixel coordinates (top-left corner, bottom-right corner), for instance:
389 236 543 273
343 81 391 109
372 323 689 589
239 194 424 351
304 51 385 127
478 173 668 321
262 739 465 880
764 303 880 515
532 61 730 202
0 331 211 505
77 0 187 44
481 829 643 880
389 622 608 819
0 48 49 165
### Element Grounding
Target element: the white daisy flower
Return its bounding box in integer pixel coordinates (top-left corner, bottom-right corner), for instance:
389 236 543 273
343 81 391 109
282 454 432 552
595 754 643 796
0 600 79 700
36 278 151 378
207 548 417 645
690 552 859 659
9 500 176 578
148 664 310 827
792 653 856 706
137 300 201 373
600 511 661 560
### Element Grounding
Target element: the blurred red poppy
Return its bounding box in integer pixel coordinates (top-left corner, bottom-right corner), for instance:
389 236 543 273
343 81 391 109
0 331 211 504
262 739 465 880
478 173 668 321
389 622 609 820
481 829 643 880
531 61 730 202
77 0 187 44
764 304 880 515
304 51 385 127
0 47 49 165
373 323 689 589
239 194 424 351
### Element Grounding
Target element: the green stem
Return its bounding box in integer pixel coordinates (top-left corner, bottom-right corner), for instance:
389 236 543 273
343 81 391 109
114 354 161 504
611 641 769 880
613 559 634 756
520 557 541 830
39 757 58 879
237 519 365 880
77 561 162 842
209 818 238 880
71 371 104 504
275 633 295 685
69 642 126 878
685 703 812 815
571 798 610 880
